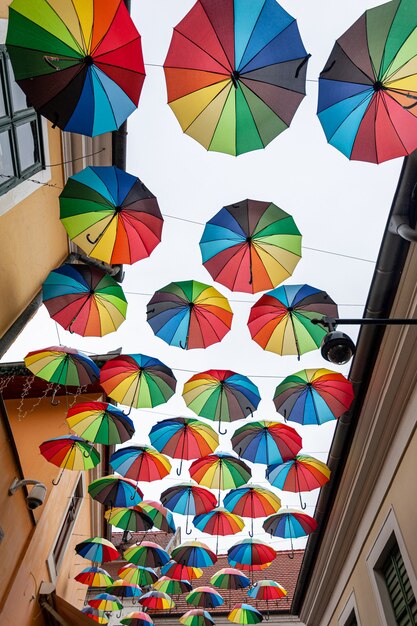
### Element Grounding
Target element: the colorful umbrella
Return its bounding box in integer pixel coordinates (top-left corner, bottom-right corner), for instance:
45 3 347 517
75 537 120 563
228 603 263 625
81 607 109 624
42 264 127 336
231 421 302 469
200 200 302 293
186 587 224 609
88 475 143 508
88 593 123 612
110 445 172 482
227 540 277 574
247 579 287 601
124 542 171 568
24 346 99 387
273 368 354 425
75 566 114 588
139 590 175 610
66 401 135 445
248 284 338 358
6 0 145 136
153 577 193 595
121 612 154 626
190 453 252 504
104 507 153 533
160 482 218 534
164 0 309 156
60 166 163 265
161 561 203 582
210 568 250 591
99 354 177 412
146 280 233 350
180 609 215 626
106 579 142 600
223 485 281 537
182 370 261 435
39 435 100 481
267 455 331 509
137 500 176 533
149 417 219 475
171 541 217 569
193 508 245 554
318 0 417 163
118 564 158 587
263 508 318 558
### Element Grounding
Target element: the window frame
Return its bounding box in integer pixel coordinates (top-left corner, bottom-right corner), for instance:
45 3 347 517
338 591 361 626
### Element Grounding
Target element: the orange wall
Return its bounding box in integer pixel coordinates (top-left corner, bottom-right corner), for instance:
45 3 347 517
0 1 10 19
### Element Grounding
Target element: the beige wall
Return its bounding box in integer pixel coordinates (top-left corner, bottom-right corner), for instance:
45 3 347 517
0 1 10 19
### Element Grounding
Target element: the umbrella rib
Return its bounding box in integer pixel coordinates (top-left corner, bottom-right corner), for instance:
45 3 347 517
42 1 86 56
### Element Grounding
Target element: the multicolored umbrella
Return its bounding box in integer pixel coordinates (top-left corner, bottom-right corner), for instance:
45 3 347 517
186 587 224 609
66 401 135 445
149 417 219 475
273 368 354 425
110 445 172 483
267 455 331 509
171 541 217 569
193 508 245 554
42 264 127 336
160 482 218 534
227 540 276 583
161 561 203 582
6 0 145 136
153 577 193 595
124 542 171 568
139 590 175 611
263 508 318 557
190 453 252 505
228 603 263 624
88 593 123 612
75 566 114 588
231 421 302 472
137 500 176 533
182 370 261 435
39 435 99 485
81 607 109 624
118 564 158 587
88 475 143 508
164 0 309 155
248 284 338 358
318 0 417 163
104 507 153 533
60 166 163 265
146 281 233 350
180 609 215 626
75 537 120 563
106 579 142 601
223 485 281 537
121 611 154 626
247 579 287 601
210 568 250 591
200 200 302 293
24 346 100 387
100 354 177 412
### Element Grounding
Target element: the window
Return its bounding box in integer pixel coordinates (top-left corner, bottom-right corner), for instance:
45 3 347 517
345 613 358 626
383 542 417 626
0 45 44 195
339 591 361 626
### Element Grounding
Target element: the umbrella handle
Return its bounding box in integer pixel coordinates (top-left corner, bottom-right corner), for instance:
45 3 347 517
52 468 64 486
295 53 311 78
283 410 287 423
51 386 60 406
245 406 254 418
321 59 335 75
289 534 295 559
185 517 193 535
218 422 227 435
176 459 183 476
248 529 254 537
87 211 118 245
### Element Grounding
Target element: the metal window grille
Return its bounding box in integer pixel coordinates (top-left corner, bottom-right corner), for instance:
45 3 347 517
383 542 417 626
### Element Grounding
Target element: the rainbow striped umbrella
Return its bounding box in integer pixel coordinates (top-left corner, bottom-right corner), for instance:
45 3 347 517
273 368 354 425
139 591 175 610
193 508 245 555
223 485 281 537
40 435 99 485
161 482 218 535
227 540 276 570
247 580 287 601
182 369 260 434
228 603 263 624
110 445 171 482
106 579 142 600
104 507 153 533
123 542 171 568
147 280 233 350
171 541 217 569
66 401 135 445
210 568 251 591
231 421 302 468
180 609 215 626
153 576 193 595
121 612 154 626
263 508 317 557
42 263 127 337
100 354 177 412
24 346 99 387
190 453 252 504
267 455 331 509
88 475 143 508
81 607 109 624
161 561 203 582
118 564 158 587
75 566 114 587
137 500 176 533
88 593 123 612
75 537 120 563
186 587 224 609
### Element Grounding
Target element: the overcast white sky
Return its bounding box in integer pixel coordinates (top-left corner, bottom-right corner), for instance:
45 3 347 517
3 0 403 556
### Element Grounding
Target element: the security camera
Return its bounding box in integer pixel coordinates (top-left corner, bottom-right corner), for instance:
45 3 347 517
320 330 356 365
9 478 47 510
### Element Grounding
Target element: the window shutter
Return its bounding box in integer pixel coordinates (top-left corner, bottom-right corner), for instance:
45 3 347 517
383 543 417 626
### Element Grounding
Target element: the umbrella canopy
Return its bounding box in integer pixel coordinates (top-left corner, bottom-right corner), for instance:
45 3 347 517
75 537 120 563
273 368 354 425
180 609 215 626
153 576 193 595
137 500 176 533
42 263 127 336
193 508 245 554
24 346 99 387
81 607 109 624
164 0 309 156
200 200 302 293
161 483 218 534
190 453 251 492
110 445 172 482
267 455 331 509
88 475 143 508
171 541 217 569
183 370 260 434
118 564 158 587
106 579 142 599
247 580 287 601
227 539 276 569
60 166 163 265
40 435 100 473
88 593 123 612
186 587 224 609
223 485 281 537
139 590 175 610
263 508 317 557
75 566 114 587
100 354 177 411
123 542 171 568
161 561 203 582
149 417 219 474
228 603 263 624
146 280 233 350
6 0 145 136
210 568 250 590
248 284 338 358
121 612 154 626
66 401 135 445
318 0 417 163
231 421 302 468
104 507 153 533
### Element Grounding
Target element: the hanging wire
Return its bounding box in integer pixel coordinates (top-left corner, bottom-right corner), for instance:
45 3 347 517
17 374 35 420
29 381 56 413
